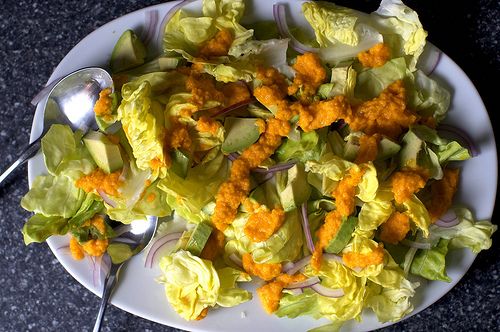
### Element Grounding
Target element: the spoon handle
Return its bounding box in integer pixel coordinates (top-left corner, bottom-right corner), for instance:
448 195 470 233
0 138 41 185
93 263 122 332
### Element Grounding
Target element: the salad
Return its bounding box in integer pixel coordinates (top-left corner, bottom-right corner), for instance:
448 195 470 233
21 0 497 330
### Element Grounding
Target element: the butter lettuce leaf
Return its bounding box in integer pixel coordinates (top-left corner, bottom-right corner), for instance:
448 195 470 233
163 0 252 61
21 214 68 245
216 267 252 307
21 175 86 218
429 207 497 254
41 124 96 180
410 238 451 282
276 130 324 163
158 250 220 320
366 278 418 322
225 209 303 264
372 0 427 70
118 81 167 179
158 150 229 223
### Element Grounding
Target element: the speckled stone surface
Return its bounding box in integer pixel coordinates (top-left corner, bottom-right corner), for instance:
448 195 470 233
0 1 498 332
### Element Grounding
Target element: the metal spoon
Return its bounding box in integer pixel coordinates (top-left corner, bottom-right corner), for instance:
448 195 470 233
0 67 113 185
93 215 159 332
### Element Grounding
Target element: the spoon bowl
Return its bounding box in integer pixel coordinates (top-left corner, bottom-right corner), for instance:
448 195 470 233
0 67 113 185
93 215 159 332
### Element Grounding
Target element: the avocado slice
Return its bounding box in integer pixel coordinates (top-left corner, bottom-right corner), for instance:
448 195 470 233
122 56 182 76
325 216 358 254
221 117 261 153
110 30 147 73
170 149 192 179
185 222 213 256
376 137 401 160
83 130 123 174
278 163 311 212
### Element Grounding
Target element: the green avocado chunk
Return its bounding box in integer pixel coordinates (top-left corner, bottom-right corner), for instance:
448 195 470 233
278 163 311 212
325 216 358 254
221 117 261 153
110 29 147 73
185 222 213 256
170 149 192 179
83 130 123 174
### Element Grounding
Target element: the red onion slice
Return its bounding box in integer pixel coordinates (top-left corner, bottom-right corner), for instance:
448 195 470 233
437 124 479 157
112 236 136 244
322 253 343 264
400 239 432 250
300 203 315 254
144 231 183 268
418 44 442 76
228 253 243 268
285 276 320 289
211 99 254 118
141 10 159 47
252 161 296 174
227 152 240 162
434 209 460 228
97 189 117 208
157 0 197 54
273 4 319 54
283 255 312 275
310 283 344 298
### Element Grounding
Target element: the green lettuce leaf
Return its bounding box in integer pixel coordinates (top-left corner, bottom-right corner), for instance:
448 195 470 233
21 175 86 218
158 250 220 320
158 150 228 223
365 278 418 322
225 209 303 264
163 0 253 61
21 214 68 245
302 2 383 64
354 57 407 100
406 70 450 122
401 194 431 238
429 207 497 253
276 130 324 163
372 0 427 70
118 80 167 179
41 124 96 180
216 267 252 307
410 238 451 282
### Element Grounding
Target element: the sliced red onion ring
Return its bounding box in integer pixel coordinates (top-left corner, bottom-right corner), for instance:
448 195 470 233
418 45 442 76
322 253 343 264
273 4 319 54
31 76 64 106
252 161 296 174
310 283 344 298
437 124 479 157
227 152 240 162
157 0 197 53
228 253 243 268
435 209 460 228
211 99 254 118
97 189 117 208
285 276 320 289
283 255 312 275
119 161 130 182
144 232 183 268
300 203 315 254
141 10 159 47
401 239 432 250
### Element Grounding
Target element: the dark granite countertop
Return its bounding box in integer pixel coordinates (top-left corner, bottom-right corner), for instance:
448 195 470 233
0 1 498 331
